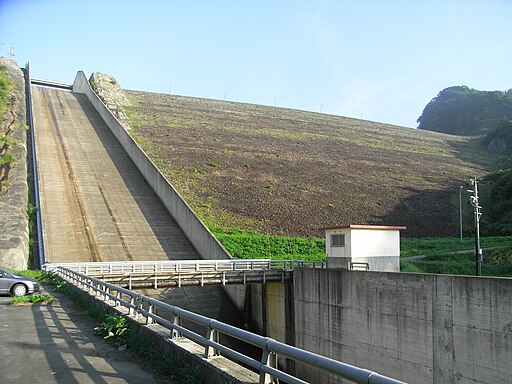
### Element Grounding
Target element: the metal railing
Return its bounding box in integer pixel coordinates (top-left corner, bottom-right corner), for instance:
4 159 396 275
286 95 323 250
54 267 405 384
43 259 326 276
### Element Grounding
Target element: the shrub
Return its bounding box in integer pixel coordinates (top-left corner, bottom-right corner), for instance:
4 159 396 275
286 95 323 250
486 247 512 265
94 314 130 347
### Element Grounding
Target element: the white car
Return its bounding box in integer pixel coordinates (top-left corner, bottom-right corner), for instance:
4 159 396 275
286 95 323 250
0 269 40 297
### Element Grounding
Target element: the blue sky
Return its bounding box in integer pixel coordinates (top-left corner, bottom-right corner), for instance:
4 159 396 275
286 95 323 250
1 0 510 128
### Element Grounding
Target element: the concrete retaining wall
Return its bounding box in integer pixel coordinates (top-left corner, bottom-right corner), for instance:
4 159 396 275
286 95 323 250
71 71 246 310
293 269 512 384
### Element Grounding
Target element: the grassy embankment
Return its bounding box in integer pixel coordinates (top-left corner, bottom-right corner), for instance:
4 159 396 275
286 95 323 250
211 227 512 277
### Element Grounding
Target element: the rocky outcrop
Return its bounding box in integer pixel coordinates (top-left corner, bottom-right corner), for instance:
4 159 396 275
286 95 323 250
89 72 130 130
0 57 29 270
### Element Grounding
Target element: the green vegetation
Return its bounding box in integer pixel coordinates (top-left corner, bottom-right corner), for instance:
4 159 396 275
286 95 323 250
481 167 512 235
0 65 13 195
418 86 512 135
0 152 15 166
401 249 512 277
3 268 43 280
211 227 512 262
211 227 325 261
210 228 512 277
0 65 11 119
0 180 9 194
94 314 130 347
126 332 203 383
400 236 512 257
483 119 512 155
11 293 53 305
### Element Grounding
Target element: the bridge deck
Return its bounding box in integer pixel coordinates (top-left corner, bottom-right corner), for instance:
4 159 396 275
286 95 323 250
32 87 200 263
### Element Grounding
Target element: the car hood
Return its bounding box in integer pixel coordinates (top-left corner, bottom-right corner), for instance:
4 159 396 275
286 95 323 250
11 274 38 283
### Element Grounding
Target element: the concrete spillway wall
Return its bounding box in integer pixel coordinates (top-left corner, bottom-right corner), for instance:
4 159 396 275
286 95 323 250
291 269 512 384
71 71 246 309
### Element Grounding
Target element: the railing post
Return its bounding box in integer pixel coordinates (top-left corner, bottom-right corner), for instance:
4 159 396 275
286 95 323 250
146 304 155 325
129 297 136 316
171 314 182 339
259 341 277 384
205 321 220 358
134 295 143 320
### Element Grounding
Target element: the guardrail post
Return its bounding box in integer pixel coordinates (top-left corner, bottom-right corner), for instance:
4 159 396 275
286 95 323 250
129 297 136 316
205 322 220 358
171 314 182 339
259 349 277 384
134 295 143 320
146 304 155 325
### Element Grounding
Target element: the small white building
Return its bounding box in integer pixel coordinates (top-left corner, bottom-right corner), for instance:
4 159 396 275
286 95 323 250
324 225 406 272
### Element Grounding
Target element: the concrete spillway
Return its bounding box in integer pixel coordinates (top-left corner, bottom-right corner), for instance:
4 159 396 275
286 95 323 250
32 86 243 325
33 86 200 263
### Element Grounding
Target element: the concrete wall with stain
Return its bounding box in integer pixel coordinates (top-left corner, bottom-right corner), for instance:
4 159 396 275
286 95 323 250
293 268 512 384
247 282 295 372
71 71 247 311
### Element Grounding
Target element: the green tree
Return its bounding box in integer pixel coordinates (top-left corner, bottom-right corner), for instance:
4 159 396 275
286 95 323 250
417 86 512 135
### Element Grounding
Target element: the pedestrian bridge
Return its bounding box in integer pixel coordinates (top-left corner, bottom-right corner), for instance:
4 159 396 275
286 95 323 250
44 259 325 289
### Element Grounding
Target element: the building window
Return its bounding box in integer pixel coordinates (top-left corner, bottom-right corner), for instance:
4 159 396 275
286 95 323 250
331 234 345 247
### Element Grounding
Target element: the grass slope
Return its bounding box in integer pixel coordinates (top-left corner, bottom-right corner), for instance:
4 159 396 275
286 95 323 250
125 91 495 238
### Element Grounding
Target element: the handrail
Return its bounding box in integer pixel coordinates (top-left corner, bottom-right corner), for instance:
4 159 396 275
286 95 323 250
54 267 405 384
24 63 46 268
43 259 326 275
30 78 72 90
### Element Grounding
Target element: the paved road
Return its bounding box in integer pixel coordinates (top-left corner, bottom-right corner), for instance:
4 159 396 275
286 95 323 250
0 289 166 384
32 86 200 263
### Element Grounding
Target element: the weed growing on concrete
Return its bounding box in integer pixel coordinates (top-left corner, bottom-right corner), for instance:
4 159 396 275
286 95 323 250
11 293 53 305
0 65 11 119
94 314 130 347
126 329 203 383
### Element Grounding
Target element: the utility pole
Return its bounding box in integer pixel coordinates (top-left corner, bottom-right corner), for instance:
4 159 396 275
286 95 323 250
459 186 463 242
468 178 482 276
